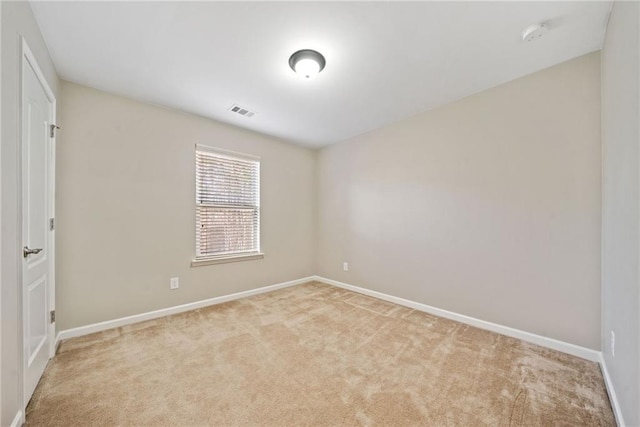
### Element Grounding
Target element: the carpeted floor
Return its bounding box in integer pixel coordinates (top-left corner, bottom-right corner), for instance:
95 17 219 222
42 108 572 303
26 281 615 426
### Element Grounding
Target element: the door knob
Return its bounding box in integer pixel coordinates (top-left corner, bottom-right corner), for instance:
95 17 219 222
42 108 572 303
23 246 43 258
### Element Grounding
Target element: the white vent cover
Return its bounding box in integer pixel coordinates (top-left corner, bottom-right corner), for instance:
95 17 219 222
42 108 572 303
229 104 255 118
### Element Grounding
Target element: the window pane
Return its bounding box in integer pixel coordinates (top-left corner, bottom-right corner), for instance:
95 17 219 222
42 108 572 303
196 206 259 257
195 147 260 259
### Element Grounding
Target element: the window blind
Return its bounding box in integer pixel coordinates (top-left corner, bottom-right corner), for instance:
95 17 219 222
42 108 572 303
195 146 260 259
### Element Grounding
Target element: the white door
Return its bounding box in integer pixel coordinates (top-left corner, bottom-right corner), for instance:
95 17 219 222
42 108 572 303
21 40 56 405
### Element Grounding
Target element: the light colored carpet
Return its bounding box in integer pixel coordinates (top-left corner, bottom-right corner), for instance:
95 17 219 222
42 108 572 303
26 281 614 426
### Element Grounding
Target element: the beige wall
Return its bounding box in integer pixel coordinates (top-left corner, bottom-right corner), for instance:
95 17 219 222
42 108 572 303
56 82 316 331
317 52 602 350
1 1 59 424
601 1 640 425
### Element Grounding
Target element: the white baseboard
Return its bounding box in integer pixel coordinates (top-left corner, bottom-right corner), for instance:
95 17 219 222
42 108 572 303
57 274 600 362
598 353 626 427
56 276 315 344
313 276 600 362
10 410 23 427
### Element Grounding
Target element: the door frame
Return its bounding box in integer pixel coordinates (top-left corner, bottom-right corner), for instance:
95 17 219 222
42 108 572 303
19 37 56 418
0 4 3 425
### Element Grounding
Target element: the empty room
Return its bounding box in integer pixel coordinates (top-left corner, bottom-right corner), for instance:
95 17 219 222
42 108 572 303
1 0 639 426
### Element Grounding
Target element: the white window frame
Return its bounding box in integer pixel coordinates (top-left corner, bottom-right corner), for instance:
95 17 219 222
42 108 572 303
191 144 263 267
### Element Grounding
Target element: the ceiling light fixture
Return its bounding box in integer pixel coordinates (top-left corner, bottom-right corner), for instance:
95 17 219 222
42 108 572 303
289 49 326 79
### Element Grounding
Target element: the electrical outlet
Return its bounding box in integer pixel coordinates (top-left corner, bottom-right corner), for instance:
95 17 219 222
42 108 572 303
611 331 615 357
343 262 349 271
170 277 179 290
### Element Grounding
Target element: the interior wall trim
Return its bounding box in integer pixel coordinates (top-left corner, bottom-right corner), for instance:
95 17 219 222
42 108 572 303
313 276 601 362
58 274 601 361
55 276 315 344
10 410 23 427
599 353 626 426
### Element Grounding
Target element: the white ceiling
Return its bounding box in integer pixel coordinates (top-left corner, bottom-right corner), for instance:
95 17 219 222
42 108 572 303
31 1 612 148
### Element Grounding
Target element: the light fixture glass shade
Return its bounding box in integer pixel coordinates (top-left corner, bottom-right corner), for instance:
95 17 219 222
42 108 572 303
289 49 326 79
294 58 321 79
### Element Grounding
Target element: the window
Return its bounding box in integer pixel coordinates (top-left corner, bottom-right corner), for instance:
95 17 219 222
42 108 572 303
194 145 261 265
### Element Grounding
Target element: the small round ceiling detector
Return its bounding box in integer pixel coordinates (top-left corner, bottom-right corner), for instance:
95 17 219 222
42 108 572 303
289 49 326 79
522 22 550 42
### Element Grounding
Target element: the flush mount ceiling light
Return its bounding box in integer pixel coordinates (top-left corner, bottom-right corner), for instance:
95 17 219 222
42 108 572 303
289 49 326 79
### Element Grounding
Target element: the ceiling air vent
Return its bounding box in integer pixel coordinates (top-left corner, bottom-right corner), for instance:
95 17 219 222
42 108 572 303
229 104 255 118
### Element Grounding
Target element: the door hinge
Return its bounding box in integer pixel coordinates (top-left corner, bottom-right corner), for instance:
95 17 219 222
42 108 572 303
49 124 59 138
50 218 55 231
50 310 55 323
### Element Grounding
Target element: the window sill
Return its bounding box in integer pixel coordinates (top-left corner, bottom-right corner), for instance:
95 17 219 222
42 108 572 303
191 253 264 267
